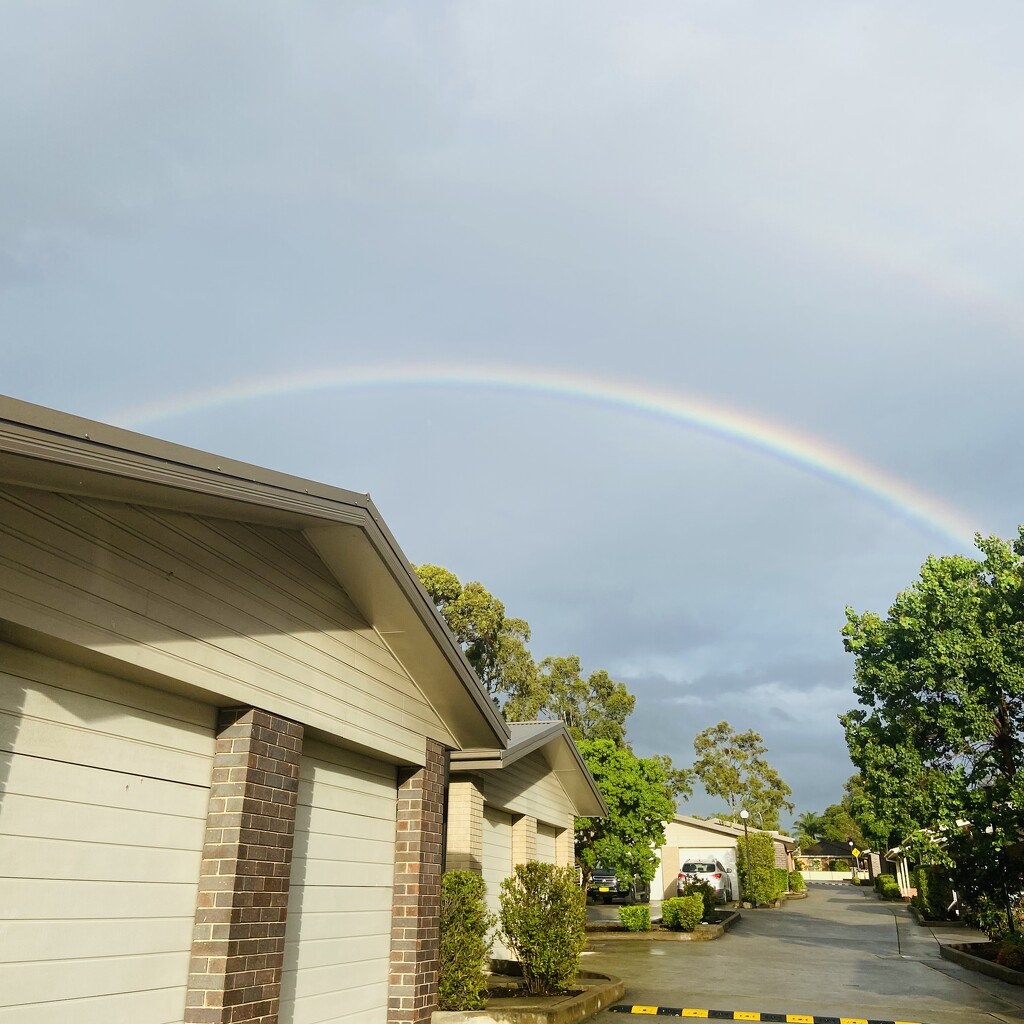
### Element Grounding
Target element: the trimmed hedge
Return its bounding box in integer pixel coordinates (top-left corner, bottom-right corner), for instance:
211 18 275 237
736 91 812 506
788 870 806 893
439 870 494 1010
911 865 955 921
738 832 782 904
618 905 652 932
662 894 704 931
876 874 901 899
499 862 586 996
774 868 790 894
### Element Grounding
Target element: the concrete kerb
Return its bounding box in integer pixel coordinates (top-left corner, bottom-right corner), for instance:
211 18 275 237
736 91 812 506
432 970 624 1024
941 943 1024 987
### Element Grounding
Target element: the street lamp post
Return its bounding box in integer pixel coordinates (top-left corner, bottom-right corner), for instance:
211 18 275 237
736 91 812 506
740 809 751 905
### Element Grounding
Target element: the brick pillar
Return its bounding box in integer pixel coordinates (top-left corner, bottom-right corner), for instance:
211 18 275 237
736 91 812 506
184 707 303 1024
445 776 484 873
389 739 446 1024
511 814 537 867
555 813 575 868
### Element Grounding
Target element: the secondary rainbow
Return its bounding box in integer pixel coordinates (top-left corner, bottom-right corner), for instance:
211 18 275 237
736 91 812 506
110 362 980 550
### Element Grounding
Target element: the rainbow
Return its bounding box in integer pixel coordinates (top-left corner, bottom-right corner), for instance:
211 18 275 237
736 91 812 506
109 362 981 550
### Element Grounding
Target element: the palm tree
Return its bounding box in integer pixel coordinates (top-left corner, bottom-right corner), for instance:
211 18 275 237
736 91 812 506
794 811 824 841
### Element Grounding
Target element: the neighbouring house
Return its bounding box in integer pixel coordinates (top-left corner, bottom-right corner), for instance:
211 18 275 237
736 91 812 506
795 839 859 880
656 815 798 900
0 396 603 1024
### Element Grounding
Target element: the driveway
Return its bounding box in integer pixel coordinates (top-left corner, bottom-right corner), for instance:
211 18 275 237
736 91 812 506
582 882 1024 1024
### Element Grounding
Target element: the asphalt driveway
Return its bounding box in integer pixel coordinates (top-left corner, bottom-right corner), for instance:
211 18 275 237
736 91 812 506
582 882 1024 1024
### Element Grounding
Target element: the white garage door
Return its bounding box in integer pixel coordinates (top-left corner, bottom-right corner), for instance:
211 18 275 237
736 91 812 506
0 645 215 1024
280 740 397 1024
482 808 513 959
536 823 558 865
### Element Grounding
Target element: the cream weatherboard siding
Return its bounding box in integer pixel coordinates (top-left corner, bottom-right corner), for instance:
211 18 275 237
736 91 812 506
0 644 215 1024
536 823 558 865
279 740 398 1024
481 756 571 829
481 807 513 959
0 485 455 766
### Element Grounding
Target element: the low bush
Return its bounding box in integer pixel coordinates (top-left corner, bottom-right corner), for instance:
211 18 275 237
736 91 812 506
876 874 902 900
439 871 494 1010
775 868 790 894
662 894 704 932
678 877 716 919
788 870 806 893
499 862 586 996
618 905 651 932
996 933 1024 971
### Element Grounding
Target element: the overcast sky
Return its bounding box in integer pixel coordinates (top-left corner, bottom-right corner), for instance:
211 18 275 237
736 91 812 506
4 2 1022 827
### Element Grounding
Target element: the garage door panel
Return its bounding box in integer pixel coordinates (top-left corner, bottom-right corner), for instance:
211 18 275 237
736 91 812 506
4 878 203 919
280 748 396 1024
286 884 393 916
0 792 207 851
282 910 391 945
2 835 203 881
0 917 195 962
0 650 214 1024
0 984 187 1024
0 950 192 1008
281 933 391 973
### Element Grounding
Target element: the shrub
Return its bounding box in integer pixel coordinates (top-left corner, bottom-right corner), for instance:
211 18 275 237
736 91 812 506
963 895 1014 941
775 868 790 894
439 871 494 1010
618 905 651 932
996 933 1024 971
678 877 716 919
788 870 806 893
662 894 704 932
911 865 955 921
499 862 586 996
738 832 780 905
876 874 902 900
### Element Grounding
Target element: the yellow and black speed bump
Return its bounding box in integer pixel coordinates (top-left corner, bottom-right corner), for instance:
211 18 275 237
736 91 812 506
609 1005 929 1024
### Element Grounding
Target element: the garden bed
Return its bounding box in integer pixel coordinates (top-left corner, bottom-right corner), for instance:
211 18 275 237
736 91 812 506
940 943 1024 986
906 904 967 929
433 963 624 1024
585 909 741 941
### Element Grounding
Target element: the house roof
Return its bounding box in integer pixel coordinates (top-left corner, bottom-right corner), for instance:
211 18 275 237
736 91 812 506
449 720 608 817
674 814 798 849
0 394 511 751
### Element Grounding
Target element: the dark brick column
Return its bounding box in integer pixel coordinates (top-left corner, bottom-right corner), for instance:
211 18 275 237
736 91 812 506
388 738 446 1024
185 707 303 1024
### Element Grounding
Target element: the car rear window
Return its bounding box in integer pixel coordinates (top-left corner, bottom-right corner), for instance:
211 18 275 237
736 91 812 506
681 862 716 872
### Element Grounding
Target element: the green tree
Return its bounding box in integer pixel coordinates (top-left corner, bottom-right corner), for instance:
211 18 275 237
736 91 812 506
416 564 537 702
574 739 677 889
840 529 1024 911
793 811 825 841
692 721 794 829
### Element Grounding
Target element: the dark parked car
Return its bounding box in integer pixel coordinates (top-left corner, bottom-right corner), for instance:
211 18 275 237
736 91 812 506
587 865 651 904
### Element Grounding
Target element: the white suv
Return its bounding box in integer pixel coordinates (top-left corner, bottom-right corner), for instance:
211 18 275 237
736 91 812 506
678 859 732 903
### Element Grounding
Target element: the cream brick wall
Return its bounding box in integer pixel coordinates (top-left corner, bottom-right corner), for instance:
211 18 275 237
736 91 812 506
446 777 484 873
511 814 537 866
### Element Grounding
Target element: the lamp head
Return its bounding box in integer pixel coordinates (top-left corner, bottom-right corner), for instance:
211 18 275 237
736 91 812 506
739 809 749 821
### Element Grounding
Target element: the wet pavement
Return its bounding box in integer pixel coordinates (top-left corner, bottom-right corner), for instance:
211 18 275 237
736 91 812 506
582 882 1024 1024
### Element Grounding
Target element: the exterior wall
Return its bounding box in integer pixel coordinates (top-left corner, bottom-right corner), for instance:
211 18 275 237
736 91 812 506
536 823 558 864
0 485 454 764
481 755 574 829
511 815 537 866
388 739 445 1024
555 815 575 868
659 846 680 901
185 708 304 1024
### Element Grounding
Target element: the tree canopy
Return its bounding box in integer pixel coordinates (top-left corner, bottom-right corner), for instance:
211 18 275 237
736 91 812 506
692 720 794 829
840 529 1024 902
573 738 677 886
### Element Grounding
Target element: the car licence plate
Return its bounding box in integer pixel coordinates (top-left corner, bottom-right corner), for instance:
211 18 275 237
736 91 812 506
599 886 610 892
